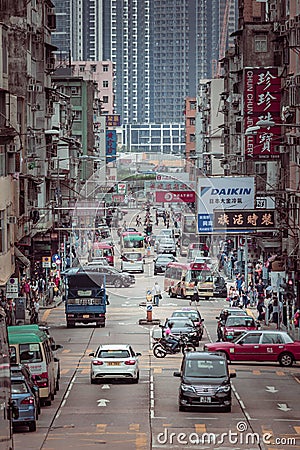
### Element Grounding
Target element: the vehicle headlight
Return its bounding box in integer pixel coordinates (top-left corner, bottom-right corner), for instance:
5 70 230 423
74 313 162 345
181 384 196 393
217 384 231 393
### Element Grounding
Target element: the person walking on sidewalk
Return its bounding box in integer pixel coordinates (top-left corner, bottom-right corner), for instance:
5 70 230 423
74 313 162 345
152 282 162 306
31 298 40 324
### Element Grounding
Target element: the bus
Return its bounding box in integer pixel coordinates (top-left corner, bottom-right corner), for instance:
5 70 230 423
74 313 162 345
164 262 214 299
120 232 145 255
92 242 114 266
179 214 197 256
64 271 108 328
0 307 17 450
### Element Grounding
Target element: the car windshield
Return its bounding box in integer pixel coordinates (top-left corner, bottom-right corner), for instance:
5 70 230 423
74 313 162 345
169 319 194 328
97 350 130 359
172 312 199 321
157 257 173 262
185 359 227 378
11 380 29 394
125 253 142 261
226 317 255 327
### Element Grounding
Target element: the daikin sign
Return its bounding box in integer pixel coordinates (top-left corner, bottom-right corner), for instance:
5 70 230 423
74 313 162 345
197 176 255 233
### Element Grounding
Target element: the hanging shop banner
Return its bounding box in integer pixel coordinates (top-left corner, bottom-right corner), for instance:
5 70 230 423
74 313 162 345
106 130 117 162
145 180 195 192
155 191 196 203
244 67 281 160
213 209 276 232
106 114 121 127
197 176 255 233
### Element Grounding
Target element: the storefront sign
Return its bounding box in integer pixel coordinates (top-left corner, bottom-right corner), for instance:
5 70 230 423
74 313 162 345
213 209 276 232
244 67 281 160
106 114 121 127
42 256 51 268
155 191 195 203
6 278 19 298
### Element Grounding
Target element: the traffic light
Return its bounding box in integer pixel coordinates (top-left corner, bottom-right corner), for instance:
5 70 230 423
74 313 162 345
284 279 296 301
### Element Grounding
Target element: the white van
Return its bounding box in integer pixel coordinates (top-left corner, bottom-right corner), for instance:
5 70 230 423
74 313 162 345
121 251 144 273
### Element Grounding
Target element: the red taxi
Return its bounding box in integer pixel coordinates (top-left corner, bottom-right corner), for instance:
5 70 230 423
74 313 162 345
221 315 258 341
204 330 300 367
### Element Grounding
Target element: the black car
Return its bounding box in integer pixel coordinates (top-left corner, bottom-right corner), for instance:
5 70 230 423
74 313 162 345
174 351 236 412
165 317 200 346
170 309 204 340
153 254 177 275
79 266 135 288
213 276 228 298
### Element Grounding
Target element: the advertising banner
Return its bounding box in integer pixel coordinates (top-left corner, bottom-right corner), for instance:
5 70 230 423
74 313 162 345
145 180 195 192
213 209 276 232
106 130 117 162
197 176 255 233
106 114 121 127
244 67 281 160
155 191 196 203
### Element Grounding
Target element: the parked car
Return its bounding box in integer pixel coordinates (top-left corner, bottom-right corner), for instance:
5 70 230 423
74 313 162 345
173 351 236 411
170 308 204 340
204 330 300 367
219 315 258 341
89 344 141 383
11 375 38 431
81 266 135 288
213 276 228 298
10 364 41 416
156 238 177 256
153 254 177 275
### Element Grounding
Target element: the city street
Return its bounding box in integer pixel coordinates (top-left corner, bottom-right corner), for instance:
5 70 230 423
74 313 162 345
14 274 300 450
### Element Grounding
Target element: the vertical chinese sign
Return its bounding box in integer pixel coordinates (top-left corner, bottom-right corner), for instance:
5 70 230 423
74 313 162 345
244 67 281 160
106 130 117 162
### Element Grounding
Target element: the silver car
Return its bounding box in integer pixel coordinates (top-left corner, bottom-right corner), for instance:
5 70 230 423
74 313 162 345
89 344 141 383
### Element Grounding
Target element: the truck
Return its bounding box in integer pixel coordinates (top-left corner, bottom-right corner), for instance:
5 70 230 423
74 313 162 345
64 271 108 328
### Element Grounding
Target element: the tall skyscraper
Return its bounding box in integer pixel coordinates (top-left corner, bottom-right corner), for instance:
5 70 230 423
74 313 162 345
52 0 237 126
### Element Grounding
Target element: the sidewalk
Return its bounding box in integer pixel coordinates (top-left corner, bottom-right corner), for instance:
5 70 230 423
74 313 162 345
246 306 299 340
23 295 63 325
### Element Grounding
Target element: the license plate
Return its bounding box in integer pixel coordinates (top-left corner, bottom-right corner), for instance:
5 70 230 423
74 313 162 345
83 315 89 318
200 397 211 403
107 362 120 366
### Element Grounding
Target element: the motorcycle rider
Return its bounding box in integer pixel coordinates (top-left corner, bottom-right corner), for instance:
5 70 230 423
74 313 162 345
164 322 179 352
217 309 229 341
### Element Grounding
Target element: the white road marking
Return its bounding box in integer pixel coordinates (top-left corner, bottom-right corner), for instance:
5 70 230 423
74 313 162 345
101 384 110 390
277 403 291 412
97 399 110 407
266 386 278 393
55 374 77 419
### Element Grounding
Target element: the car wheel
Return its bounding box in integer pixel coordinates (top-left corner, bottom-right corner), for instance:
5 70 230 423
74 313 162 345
179 404 186 412
114 278 122 288
37 402 41 416
28 421 37 432
44 398 51 407
90 376 97 384
55 378 60 392
132 371 139 383
223 404 232 413
51 391 55 401
279 352 294 367
153 344 167 358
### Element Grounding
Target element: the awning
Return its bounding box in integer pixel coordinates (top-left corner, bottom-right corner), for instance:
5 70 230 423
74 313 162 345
14 247 30 267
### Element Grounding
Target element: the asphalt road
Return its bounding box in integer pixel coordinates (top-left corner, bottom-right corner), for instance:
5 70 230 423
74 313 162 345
13 278 300 450
13 211 300 450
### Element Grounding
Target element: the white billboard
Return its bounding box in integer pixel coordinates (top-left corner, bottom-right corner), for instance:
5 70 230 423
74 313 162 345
197 176 255 233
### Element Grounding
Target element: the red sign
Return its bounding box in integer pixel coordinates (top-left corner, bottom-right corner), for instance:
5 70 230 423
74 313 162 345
244 67 281 160
155 191 195 203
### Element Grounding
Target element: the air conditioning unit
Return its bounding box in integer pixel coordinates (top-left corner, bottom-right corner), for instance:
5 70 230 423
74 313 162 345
27 84 35 92
288 136 296 145
280 24 286 34
289 18 295 28
35 85 43 92
295 75 300 86
256 163 267 174
46 106 54 115
231 164 238 173
236 156 243 162
8 216 17 224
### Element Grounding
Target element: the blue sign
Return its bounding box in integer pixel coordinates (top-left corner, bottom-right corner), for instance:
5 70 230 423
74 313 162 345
52 254 61 263
197 214 213 233
147 304 153 312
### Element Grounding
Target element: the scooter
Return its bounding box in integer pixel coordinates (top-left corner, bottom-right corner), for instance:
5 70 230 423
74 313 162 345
153 333 196 358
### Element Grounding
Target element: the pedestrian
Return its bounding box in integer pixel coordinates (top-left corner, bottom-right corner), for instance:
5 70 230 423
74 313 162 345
257 298 266 322
23 278 31 309
191 280 200 304
271 297 280 328
293 309 300 328
235 274 244 296
31 298 40 324
241 290 250 308
152 281 162 306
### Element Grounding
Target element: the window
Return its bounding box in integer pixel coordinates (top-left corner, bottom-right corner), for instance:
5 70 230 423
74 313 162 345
91 65 97 72
254 35 267 52
189 118 195 126
103 80 109 88
189 134 196 143
103 65 109 72
190 101 196 110
70 86 81 96
102 96 109 103
261 333 284 344
239 333 261 344
79 65 85 72
73 110 82 121
0 145 5 176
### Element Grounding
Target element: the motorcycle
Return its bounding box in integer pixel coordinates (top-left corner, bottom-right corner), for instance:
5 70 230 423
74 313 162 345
153 333 196 358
